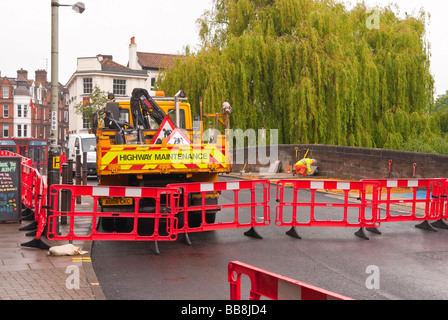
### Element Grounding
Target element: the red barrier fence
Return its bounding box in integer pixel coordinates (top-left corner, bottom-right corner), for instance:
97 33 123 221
360 179 448 227
21 164 36 210
3 151 448 248
167 180 271 238
35 178 48 241
228 261 352 300
46 184 180 242
0 150 32 167
275 179 381 239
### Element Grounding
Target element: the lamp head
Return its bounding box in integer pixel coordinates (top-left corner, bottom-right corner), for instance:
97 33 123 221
72 2 85 13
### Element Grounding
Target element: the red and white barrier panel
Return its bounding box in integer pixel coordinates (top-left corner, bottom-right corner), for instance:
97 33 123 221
275 179 381 235
228 261 352 300
167 180 271 238
360 179 447 222
46 184 180 242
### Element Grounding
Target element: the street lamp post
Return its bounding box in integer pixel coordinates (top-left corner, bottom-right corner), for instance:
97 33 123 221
22 1 85 250
48 0 85 235
48 0 85 182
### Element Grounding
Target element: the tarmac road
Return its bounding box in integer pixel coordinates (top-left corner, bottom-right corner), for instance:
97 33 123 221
91 176 448 300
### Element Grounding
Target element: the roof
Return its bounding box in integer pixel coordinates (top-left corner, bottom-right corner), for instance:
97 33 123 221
98 55 147 76
13 75 31 96
100 58 133 72
136 52 183 70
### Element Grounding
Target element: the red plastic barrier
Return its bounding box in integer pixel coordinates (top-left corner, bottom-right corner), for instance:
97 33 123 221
228 261 352 300
0 150 32 167
167 180 271 237
21 164 36 210
361 179 447 223
35 178 48 240
46 184 179 242
275 180 381 232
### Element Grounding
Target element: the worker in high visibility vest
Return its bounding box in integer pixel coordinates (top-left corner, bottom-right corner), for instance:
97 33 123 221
295 158 317 176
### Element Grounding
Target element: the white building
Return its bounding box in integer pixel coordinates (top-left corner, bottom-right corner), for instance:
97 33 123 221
66 37 182 134
66 54 148 134
13 75 32 138
128 37 182 90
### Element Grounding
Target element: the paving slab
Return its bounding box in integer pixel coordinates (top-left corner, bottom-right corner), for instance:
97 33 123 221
0 196 105 300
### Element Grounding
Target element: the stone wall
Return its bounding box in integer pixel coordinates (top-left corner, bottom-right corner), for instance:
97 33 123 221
231 144 448 180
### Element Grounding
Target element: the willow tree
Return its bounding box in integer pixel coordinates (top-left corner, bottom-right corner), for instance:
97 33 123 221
158 0 435 149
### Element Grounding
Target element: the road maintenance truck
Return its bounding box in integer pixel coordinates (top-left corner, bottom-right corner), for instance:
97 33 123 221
91 88 232 232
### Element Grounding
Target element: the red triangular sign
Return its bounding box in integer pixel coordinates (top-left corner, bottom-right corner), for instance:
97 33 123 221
151 116 176 144
167 128 191 145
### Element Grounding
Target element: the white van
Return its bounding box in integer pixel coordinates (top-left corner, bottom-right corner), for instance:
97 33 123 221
67 133 97 176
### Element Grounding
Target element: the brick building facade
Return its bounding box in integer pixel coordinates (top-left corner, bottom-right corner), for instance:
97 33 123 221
0 69 69 148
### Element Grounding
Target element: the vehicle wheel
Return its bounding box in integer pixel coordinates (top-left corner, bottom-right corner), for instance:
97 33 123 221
187 196 217 228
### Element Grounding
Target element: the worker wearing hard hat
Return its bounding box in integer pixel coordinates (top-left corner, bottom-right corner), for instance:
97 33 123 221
294 158 317 177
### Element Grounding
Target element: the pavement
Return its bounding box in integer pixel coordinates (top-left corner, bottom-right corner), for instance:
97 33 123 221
0 196 105 300
0 171 426 300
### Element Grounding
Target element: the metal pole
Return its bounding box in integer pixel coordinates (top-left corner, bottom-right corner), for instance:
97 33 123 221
50 0 59 149
82 151 87 185
47 0 61 237
76 153 82 204
61 163 68 225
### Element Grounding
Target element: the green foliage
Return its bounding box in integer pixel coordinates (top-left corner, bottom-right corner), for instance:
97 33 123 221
159 0 441 152
73 85 109 120
434 91 448 112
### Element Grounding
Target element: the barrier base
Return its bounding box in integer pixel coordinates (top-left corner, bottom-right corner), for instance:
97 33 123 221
366 227 381 235
354 228 369 240
20 238 51 250
153 241 160 255
431 219 448 229
182 233 192 246
19 221 38 231
285 227 302 239
244 227 263 239
22 209 35 221
26 229 37 237
415 221 438 232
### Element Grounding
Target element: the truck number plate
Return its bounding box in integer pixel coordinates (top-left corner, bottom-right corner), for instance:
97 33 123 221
101 197 133 206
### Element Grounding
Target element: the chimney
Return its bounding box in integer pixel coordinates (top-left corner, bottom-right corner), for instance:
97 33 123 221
129 36 140 70
17 68 28 80
35 69 47 83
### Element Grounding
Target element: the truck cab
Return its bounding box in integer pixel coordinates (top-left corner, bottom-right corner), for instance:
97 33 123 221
91 88 232 231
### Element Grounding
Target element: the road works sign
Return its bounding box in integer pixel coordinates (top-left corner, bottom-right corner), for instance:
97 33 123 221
99 145 227 172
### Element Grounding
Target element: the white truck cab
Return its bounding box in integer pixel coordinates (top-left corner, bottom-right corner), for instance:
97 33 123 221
67 133 97 176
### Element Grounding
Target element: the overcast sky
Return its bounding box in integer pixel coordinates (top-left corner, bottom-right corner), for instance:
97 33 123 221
0 0 446 97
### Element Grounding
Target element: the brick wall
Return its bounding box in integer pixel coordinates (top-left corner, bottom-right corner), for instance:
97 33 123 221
231 144 448 180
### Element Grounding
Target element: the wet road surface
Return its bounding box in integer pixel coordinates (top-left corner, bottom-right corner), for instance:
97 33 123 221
91 177 448 300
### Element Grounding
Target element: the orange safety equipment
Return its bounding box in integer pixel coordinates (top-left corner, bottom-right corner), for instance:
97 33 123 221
294 158 316 176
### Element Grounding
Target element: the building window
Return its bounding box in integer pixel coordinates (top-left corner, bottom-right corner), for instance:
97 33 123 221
17 124 22 137
3 105 8 118
113 79 126 96
2 86 8 98
24 125 27 137
83 78 93 94
17 105 22 118
3 125 9 137
82 112 91 130
24 105 28 118
151 77 156 90
64 111 68 123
